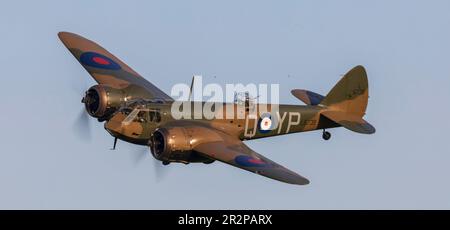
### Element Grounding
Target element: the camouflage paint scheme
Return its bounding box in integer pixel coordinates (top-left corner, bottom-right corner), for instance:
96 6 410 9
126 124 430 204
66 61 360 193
59 32 375 185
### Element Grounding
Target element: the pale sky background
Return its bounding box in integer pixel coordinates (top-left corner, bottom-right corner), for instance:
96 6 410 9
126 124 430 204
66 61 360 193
1 0 450 209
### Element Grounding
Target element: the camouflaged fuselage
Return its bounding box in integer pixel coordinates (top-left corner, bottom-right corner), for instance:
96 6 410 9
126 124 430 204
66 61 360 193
104 102 339 145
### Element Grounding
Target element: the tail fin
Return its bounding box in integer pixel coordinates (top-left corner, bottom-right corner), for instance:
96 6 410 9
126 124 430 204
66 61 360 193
321 65 368 116
321 65 375 134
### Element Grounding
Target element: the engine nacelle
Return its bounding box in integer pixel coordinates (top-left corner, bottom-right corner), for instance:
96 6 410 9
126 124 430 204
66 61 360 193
82 85 125 120
150 127 220 164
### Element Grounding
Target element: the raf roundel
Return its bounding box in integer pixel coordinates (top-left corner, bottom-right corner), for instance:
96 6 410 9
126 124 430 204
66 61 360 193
234 155 269 167
260 117 272 130
80 52 121 70
258 113 273 134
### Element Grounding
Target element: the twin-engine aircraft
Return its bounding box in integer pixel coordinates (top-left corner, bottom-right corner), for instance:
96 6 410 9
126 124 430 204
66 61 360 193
59 32 375 185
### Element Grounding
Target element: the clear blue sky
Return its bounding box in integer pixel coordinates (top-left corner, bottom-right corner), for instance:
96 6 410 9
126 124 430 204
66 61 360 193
1 0 450 209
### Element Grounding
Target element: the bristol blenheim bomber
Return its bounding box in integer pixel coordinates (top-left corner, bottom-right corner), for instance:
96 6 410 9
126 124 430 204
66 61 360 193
58 32 375 185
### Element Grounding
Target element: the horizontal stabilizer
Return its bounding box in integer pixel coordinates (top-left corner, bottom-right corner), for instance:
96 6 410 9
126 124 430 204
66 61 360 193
321 111 375 134
291 89 325 105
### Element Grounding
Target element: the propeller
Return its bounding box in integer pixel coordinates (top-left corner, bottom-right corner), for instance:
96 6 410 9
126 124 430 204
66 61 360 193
132 146 168 182
132 147 148 166
188 75 195 101
153 159 168 182
69 75 93 141
72 108 91 141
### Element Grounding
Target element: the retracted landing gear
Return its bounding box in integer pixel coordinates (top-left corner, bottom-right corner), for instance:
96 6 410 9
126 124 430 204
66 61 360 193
162 161 170 165
322 130 331 140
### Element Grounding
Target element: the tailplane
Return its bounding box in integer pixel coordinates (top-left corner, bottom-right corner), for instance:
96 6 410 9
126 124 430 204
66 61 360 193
321 111 375 134
291 89 324 105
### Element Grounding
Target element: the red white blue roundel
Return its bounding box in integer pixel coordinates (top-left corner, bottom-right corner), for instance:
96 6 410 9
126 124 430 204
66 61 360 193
258 113 273 134
80 52 121 70
234 155 268 167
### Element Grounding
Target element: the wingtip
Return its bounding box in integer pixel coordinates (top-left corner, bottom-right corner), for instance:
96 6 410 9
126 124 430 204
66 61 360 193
57 31 72 43
57 31 69 38
295 177 310 185
285 174 310 185
57 31 84 41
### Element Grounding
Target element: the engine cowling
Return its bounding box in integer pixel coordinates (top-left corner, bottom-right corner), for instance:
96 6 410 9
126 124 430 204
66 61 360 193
82 85 125 120
150 127 220 164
